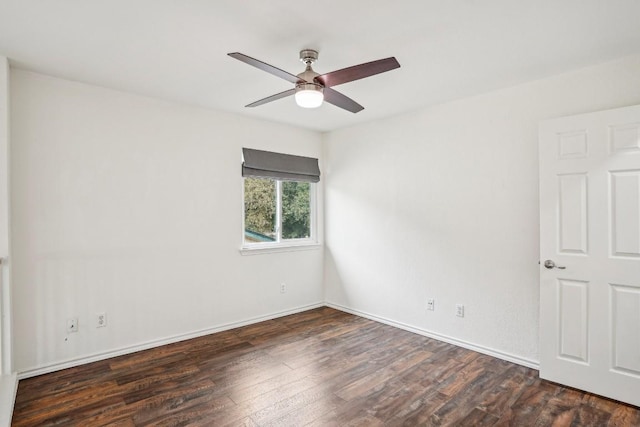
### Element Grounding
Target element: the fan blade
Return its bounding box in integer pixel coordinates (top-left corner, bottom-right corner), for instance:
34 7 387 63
315 57 400 88
228 52 303 84
323 87 364 113
246 88 296 107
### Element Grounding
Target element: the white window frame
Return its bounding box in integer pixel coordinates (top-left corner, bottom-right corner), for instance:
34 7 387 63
240 177 319 255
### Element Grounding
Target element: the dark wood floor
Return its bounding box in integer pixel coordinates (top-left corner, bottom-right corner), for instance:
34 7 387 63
12 307 640 426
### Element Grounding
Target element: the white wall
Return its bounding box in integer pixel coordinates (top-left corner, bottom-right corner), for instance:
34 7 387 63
10 70 324 374
323 54 640 365
0 55 17 427
0 56 9 375
0 57 8 260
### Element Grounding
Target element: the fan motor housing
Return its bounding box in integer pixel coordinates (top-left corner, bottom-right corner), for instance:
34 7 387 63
295 82 323 93
297 69 319 83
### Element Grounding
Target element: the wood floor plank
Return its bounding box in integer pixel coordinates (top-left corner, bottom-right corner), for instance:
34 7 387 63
475 364 537 417
608 405 640 426
249 384 345 426
247 376 320 411
13 395 127 427
458 407 500 426
492 380 558 426
12 307 640 426
14 360 114 403
334 346 433 401
385 390 450 426
132 386 234 425
275 322 387 370
371 382 443 423
226 366 318 405
430 367 519 425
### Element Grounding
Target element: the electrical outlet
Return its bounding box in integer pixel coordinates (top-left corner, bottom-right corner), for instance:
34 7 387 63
427 298 435 311
280 283 286 294
96 312 107 328
456 304 465 318
67 317 78 333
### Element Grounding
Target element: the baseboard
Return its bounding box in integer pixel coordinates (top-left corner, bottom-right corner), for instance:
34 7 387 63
325 302 540 370
18 302 324 379
18 300 539 379
0 373 17 427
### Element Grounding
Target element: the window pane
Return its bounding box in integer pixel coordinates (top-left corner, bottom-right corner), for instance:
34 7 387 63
244 177 276 243
282 181 311 239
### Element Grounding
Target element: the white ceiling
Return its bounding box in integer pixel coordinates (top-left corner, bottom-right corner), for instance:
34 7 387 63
1 0 639 132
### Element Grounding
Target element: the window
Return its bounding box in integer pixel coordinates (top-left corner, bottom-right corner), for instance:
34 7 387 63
241 148 319 250
243 177 315 245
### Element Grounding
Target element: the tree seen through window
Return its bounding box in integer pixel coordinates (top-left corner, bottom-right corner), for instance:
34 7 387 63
243 177 311 243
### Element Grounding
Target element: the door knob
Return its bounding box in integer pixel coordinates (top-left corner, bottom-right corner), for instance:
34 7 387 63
543 259 566 269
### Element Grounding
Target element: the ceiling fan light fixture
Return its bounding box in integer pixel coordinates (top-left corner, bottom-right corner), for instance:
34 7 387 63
295 82 323 108
228 50 399 113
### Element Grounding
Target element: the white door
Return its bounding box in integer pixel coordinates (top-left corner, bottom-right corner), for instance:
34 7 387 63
539 104 640 406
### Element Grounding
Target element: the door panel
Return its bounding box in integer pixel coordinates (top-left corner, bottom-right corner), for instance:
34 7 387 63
558 130 589 159
557 279 589 363
610 123 640 153
558 173 588 254
611 284 640 376
539 104 640 407
611 170 640 258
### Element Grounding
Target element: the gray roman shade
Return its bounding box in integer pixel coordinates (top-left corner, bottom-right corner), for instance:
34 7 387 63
242 148 320 183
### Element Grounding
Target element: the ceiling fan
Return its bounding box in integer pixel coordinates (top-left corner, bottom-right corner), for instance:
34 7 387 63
228 49 400 113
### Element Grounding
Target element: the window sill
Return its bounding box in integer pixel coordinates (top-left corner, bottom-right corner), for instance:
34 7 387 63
239 242 322 256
